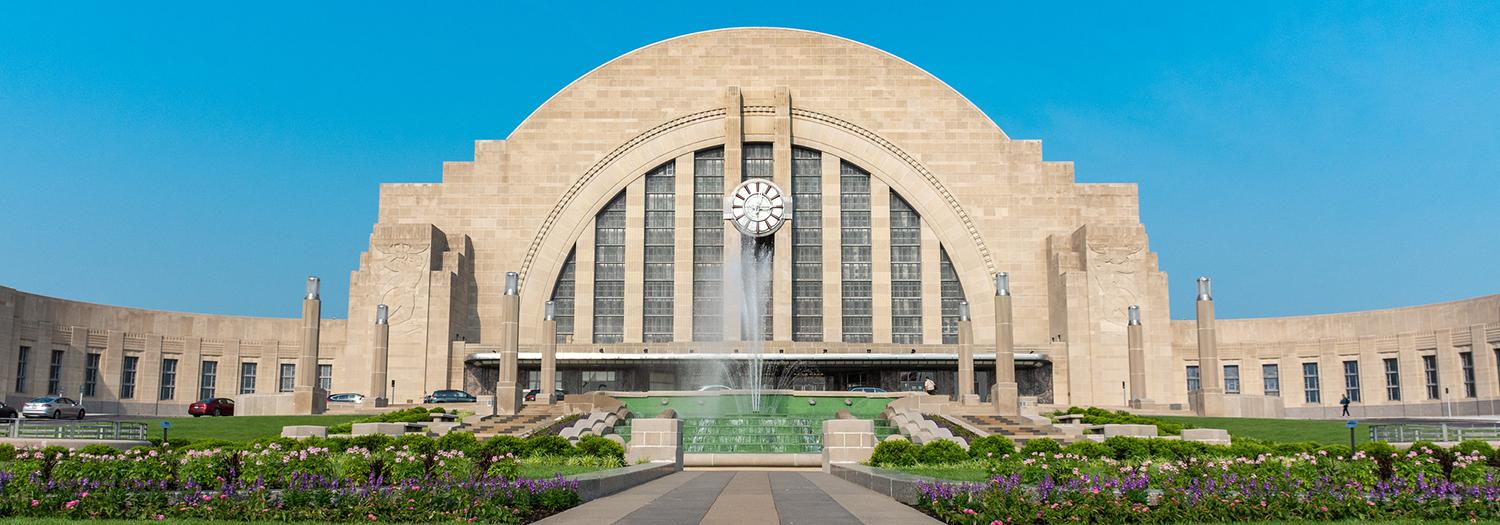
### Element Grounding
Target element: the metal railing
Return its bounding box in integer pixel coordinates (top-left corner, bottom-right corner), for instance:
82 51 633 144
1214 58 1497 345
0 419 149 441
1368 423 1500 443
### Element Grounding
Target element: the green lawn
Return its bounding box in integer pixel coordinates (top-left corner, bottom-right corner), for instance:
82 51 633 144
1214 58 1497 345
149 414 365 442
1152 415 1367 445
887 464 991 482
518 463 614 478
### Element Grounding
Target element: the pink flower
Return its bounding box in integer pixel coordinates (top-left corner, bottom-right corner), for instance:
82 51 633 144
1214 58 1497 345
368 513 378 521
30 500 39 507
155 515 165 521
81 491 89 498
963 508 977 515
64 500 80 509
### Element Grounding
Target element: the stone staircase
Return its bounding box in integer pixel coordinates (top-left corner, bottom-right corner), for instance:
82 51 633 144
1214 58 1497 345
463 404 568 438
958 413 1068 444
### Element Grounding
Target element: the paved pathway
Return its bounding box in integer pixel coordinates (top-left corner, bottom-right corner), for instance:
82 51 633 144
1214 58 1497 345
537 470 943 525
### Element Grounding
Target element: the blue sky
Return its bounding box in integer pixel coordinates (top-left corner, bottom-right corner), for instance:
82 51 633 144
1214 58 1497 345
1 2 1497 321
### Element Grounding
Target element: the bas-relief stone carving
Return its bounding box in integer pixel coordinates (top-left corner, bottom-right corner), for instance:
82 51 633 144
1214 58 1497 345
1087 237 1145 334
373 242 429 336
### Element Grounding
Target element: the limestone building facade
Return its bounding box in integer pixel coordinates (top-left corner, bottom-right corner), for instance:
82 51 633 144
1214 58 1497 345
3 28 1497 417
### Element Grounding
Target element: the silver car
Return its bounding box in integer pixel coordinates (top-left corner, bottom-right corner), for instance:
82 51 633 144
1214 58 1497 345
22 396 86 419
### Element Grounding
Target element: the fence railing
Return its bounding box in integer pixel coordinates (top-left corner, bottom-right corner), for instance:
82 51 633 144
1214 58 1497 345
0 419 149 441
1368 423 1500 443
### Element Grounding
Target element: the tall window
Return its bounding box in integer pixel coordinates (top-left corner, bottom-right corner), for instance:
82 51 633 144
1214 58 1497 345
199 361 217 400
83 353 101 397
791 147 823 342
889 193 922 344
1460 351 1476 398
692 147 725 341
1383 357 1401 401
1422 355 1439 399
742 143 774 341
318 364 333 392
120 356 138 399
1262 364 1280 397
1223 364 1240 394
1342 360 1360 402
643 162 676 342
939 249 967 344
1302 362 1321 404
239 362 257 395
1186 365 1200 392
592 192 626 343
48 349 63 395
159 358 178 401
14 346 28 392
550 249 576 343
279 363 295 393
840 161 873 343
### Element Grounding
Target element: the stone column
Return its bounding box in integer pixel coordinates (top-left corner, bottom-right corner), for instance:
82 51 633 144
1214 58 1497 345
1193 277 1225 415
956 301 979 405
292 277 325 414
1126 305 1151 408
495 272 522 415
991 273 1019 415
541 301 558 405
370 304 390 407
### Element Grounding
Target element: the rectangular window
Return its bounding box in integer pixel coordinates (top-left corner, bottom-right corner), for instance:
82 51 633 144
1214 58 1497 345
643 162 675 343
791 147 823 342
939 249 967 345
889 193 922 344
1186 365 1200 392
692 147 724 342
48 349 64 395
1343 360 1361 403
83 353 101 397
279 363 295 393
318 363 332 392
1302 362 1321 404
1460 351 1476 398
120 356 138 399
1262 364 1280 397
1383 357 1401 401
159 358 177 401
199 360 217 400
14 346 28 392
1223 364 1240 394
841 162 873 343
550 249 577 343
1423 355 1439 399
239 362 257 395
592 191 627 344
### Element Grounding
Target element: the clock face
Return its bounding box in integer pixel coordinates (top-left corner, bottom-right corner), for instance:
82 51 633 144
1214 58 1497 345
728 179 787 237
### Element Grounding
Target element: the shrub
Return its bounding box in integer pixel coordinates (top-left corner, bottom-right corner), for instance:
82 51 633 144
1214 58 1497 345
917 439 968 464
1062 440 1110 459
327 423 354 434
523 434 575 458
429 407 447 414
351 433 395 452
437 431 481 455
1317 444 1352 458
395 433 437 455
1358 440 1398 459
869 439 919 467
577 435 625 463
1228 438 1272 458
480 435 526 458
1102 436 1150 461
1020 438 1061 456
181 439 240 451
77 444 119 456
968 435 1016 460
0 443 14 461
1452 440 1494 459
1272 441 1318 455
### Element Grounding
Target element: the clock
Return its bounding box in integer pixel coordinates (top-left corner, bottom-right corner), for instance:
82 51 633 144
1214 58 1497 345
724 179 790 237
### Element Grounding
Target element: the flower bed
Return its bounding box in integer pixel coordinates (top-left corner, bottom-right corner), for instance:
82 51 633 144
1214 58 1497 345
0 432 616 523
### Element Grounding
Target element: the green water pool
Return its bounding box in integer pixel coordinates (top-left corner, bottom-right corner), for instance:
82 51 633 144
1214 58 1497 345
612 394 899 454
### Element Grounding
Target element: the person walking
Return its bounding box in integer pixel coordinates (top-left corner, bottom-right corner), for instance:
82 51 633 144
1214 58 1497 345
923 377 936 396
1339 393 1352 417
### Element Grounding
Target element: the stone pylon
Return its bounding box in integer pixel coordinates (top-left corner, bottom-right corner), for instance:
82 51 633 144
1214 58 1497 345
956 301 980 405
370 304 390 407
991 272 1019 415
540 301 558 405
1126 305 1152 408
1192 277 1225 416
495 272 522 415
292 277 325 414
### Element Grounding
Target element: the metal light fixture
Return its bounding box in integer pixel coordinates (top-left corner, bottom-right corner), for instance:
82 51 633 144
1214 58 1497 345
376 304 389 325
305 276 320 300
1127 305 1141 326
505 272 519 296
544 300 556 321
958 301 970 322
1196 276 1212 301
995 272 1010 296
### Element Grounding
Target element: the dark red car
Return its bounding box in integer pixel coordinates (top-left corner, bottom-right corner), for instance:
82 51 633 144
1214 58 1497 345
188 397 235 417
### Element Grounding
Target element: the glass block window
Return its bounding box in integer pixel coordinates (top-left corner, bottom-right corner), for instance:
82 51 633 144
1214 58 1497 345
644 162 676 343
890 192 922 344
318 364 332 392
48 349 63 395
791 147 822 342
550 248 577 343
1423 355 1439 399
940 249 967 344
840 162 873 343
1262 363 1280 397
199 360 217 400
1342 360 1360 402
14 346 28 392
741 143 774 341
1186 365 1200 392
692 147 725 341
120 356 137 399
1223 364 1240 394
160 358 178 401
240 362 257 395
592 191 627 343
279 363 295 393
83 353 101 397
1302 362 1321 404
1460 351 1476 398
1384 357 1401 401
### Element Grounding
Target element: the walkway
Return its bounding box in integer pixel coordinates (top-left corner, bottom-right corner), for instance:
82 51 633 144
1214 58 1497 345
537 470 944 525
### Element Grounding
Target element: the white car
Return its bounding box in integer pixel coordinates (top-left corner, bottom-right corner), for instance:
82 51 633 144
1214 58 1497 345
696 385 732 391
22 396 86 419
327 393 365 403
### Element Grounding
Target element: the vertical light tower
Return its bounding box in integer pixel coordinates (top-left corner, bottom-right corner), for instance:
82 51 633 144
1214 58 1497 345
540 301 558 405
956 301 978 404
370 304 390 407
992 272 1019 415
495 272 522 416
1126 305 1150 408
293 276 325 414
1193 276 1224 416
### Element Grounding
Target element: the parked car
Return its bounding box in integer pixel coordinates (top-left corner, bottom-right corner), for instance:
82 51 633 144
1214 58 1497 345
22 396 85 419
328 393 365 403
696 385 732 391
423 390 476 403
188 397 235 417
524 388 567 402
0 402 16 419
849 386 888 393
